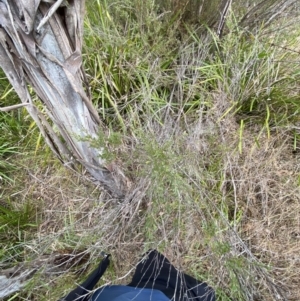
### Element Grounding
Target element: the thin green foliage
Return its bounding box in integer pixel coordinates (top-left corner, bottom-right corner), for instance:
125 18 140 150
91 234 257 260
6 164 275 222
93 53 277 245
81 3 300 300
0 142 18 181
0 200 37 265
1 1 300 300
0 71 45 182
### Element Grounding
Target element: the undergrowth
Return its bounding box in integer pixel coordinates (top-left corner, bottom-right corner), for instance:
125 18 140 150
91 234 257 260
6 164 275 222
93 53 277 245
1 0 300 301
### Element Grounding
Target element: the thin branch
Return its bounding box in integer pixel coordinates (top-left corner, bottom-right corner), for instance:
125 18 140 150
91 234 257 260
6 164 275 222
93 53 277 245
0 103 29 112
217 0 232 38
36 0 65 32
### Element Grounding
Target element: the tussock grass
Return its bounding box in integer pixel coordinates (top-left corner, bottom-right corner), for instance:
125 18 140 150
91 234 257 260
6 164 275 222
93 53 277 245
1 0 300 300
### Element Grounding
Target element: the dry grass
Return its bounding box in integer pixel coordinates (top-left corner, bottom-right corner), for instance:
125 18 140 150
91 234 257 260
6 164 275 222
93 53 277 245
1 1 300 300
3 99 300 300
237 133 300 301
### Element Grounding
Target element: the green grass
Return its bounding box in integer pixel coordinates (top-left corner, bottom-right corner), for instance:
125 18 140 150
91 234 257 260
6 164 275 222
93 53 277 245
82 3 300 300
0 70 44 181
0 200 38 272
1 0 300 300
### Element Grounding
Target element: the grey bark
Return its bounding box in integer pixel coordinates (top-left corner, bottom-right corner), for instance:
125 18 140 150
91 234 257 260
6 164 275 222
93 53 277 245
0 0 298 298
0 0 127 198
238 0 299 30
0 252 90 299
155 0 298 32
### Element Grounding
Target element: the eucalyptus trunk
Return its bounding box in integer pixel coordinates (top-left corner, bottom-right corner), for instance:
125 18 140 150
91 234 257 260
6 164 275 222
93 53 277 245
0 0 126 198
0 0 298 298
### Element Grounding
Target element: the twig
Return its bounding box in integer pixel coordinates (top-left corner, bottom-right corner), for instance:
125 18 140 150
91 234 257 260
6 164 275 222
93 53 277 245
36 0 65 32
217 0 232 38
0 103 29 112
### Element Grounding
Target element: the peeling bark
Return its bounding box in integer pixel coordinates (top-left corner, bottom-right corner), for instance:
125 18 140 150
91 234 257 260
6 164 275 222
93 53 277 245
0 251 90 298
0 0 127 198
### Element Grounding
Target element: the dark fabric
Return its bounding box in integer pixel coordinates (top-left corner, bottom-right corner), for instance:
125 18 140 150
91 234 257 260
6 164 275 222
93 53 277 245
59 254 110 301
58 250 215 301
90 285 170 301
127 250 215 301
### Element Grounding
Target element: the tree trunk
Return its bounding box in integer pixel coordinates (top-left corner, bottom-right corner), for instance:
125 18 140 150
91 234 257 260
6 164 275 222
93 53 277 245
238 0 299 30
0 0 127 198
0 0 298 299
